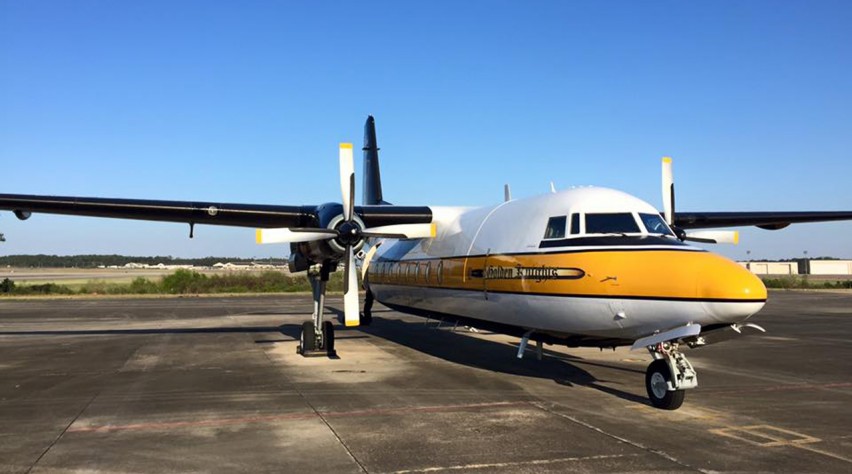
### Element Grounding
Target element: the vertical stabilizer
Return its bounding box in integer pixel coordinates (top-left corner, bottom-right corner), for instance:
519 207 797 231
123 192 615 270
362 116 387 205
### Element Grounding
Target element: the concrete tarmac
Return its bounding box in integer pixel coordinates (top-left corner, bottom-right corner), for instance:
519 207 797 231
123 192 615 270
0 292 850 473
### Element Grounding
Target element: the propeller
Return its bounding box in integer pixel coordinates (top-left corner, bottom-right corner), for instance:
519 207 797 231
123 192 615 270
661 157 675 226
680 230 739 245
661 157 738 245
257 143 436 326
338 144 360 328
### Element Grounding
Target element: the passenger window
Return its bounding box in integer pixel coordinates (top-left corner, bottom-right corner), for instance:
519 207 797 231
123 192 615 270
639 213 674 236
543 216 567 239
570 213 580 235
585 213 641 234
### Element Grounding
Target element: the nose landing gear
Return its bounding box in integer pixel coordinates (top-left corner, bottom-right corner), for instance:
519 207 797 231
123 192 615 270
298 263 337 357
645 342 696 410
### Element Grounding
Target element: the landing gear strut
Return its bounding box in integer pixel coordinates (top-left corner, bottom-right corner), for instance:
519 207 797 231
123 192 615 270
298 263 337 357
360 288 374 326
645 342 696 410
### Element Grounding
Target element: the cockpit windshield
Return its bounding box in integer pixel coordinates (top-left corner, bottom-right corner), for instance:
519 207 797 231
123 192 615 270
585 213 641 234
639 213 674 236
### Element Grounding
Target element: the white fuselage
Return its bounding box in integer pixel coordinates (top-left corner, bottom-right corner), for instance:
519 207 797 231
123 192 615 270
366 187 766 345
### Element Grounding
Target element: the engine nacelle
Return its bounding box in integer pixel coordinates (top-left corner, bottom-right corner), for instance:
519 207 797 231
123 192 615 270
288 244 311 273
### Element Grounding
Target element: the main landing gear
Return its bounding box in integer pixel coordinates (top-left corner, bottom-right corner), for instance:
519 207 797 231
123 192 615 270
645 342 696 410
298 263 337 357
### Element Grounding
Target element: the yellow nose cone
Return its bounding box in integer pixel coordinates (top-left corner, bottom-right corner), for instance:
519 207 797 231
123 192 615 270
698 253 767 301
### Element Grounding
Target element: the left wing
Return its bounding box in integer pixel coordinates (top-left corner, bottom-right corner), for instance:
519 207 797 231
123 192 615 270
660 157 852 235
675 211 852 231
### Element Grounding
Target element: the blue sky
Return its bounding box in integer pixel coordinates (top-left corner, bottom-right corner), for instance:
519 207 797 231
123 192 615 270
1 1 850 260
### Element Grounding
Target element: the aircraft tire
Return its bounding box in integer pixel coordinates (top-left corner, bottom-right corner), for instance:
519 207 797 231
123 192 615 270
646 359 685 410
322 321 335 354
300 321 316 354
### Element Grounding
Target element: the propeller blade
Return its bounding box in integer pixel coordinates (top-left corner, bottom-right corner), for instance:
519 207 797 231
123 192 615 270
343 245 360 327
256 227 337 244
361 223 436 240
683 230 740 245
339 143 355 221
662 156 675 225
360 241 383 280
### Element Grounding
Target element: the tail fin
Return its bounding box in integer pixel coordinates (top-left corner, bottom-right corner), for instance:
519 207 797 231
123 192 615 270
362 115 388 205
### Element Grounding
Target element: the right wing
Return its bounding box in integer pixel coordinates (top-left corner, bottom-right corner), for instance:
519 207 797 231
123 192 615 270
0 194 432 229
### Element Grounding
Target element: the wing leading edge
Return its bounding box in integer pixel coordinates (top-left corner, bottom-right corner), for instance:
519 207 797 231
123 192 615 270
675 211 852 230
0 194 432 229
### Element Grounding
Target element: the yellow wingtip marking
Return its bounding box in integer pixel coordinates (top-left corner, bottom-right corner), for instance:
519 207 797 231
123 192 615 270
430 223 437 238
345 320 359 327
662 156 672 163
255 229 263 244
733 231 740 245
340 143 353 149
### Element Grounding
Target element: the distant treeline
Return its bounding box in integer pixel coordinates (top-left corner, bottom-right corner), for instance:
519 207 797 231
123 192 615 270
761 275 852 289
0 254 287 268
759 257 841 262
1 269 343 296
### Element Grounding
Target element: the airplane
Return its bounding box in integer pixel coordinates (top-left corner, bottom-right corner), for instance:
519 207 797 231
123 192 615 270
2 116 851 410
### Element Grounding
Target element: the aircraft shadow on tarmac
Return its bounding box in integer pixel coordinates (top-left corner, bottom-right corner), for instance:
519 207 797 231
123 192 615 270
0 304 647 405
319 306 650 406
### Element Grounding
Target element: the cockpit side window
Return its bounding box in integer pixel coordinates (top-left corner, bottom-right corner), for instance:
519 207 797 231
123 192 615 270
585 213 641 234
639 213 674 236
543 216 567 239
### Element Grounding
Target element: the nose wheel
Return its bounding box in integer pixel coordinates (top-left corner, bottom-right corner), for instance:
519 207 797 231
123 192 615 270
644 342 695 410
645 359 685 410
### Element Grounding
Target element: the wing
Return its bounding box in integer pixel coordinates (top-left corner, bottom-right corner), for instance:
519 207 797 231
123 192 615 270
675 211 852 230
0 193 311 228
0 193 432 229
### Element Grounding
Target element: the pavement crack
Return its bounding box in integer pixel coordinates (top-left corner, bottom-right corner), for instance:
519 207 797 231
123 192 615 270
26 392 99 474
529 401 711 474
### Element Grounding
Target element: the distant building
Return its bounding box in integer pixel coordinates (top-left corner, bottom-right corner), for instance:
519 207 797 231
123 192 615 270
740 261 798 275
808 260 852 276
213 262 286 271
740 260 852 276
107 263 195 270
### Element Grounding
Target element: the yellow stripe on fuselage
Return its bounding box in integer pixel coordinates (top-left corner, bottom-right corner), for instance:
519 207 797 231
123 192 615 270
369 249 766 302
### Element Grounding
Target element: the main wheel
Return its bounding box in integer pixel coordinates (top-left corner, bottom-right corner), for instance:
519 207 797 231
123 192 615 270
645 359 685 410
322 321 335 355
300 321 317 354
